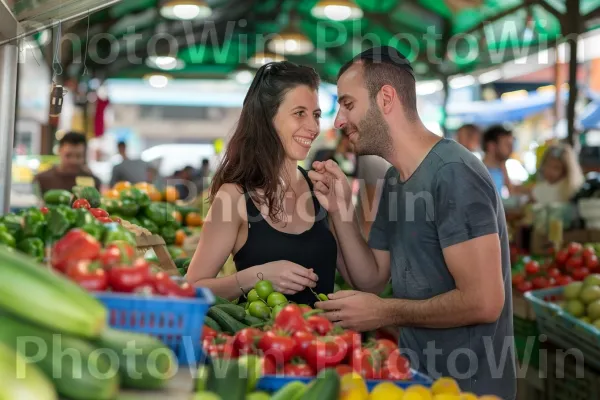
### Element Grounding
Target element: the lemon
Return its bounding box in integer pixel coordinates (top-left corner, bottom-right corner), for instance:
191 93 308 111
433 395 461 400
478 396 503 400
405 384 433 400
369 382 405 400
404 393 426 400
340 372 368 400
431 377 461 395
459 393 478 400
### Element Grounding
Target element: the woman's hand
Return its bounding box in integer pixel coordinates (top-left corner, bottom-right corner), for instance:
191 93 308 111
308 160 352 215
249 261 319 295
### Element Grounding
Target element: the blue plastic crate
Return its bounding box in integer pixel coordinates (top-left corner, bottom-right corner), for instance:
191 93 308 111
524 287 600 371
256 369 433 392
95 287 214 366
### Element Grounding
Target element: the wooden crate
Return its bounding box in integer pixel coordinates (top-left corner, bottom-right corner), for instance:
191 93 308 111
136 234 180 276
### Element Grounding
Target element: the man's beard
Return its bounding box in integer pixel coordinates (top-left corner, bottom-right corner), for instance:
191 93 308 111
347 103 392 158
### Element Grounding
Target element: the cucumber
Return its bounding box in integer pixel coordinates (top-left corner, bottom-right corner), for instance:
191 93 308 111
243 314 264 326
0 313 119 400
204 316 221 332
271 381 307 400
94 327 176 390
246 392 270 400
214 304 246 322
206 359 247 400
213 296 230 306
208 307 248 334
298 368 340 400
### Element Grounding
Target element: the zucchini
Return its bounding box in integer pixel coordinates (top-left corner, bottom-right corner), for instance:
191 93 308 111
208 307 248 334
94 327 176 390
271 381 307 400
0 313 119 400
0 245 106 338
0 341 57 400
298 368 340 400
213 296 230 306
204 316 221 332
214 304 246 322
243 314 264 326
206 359 247 400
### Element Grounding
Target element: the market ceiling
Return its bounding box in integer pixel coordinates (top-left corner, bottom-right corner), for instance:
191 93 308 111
19 0 600 83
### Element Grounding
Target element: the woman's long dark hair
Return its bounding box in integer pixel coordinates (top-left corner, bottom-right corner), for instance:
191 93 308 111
209 61 320 223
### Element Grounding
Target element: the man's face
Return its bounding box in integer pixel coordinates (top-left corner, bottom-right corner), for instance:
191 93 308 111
59 143 86 172
495 134 514 161
334 64 391 157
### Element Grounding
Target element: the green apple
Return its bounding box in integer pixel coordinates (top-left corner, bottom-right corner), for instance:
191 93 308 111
580 285 600 304
584 274 600 288
589 299 600 321
564 282 584 300
566 299 586 317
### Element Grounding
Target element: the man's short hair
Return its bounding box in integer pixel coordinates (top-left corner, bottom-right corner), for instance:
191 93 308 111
59 132 87 147
117 141 126 148
482 125 512 151
338 46 418 120
458 124 480 133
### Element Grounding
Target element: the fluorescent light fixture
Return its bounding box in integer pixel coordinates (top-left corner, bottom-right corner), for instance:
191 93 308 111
449 75 475 89
268 32 314 56
311 0 363 21
144 73 172 88
234 70 254 84
146 56 186 71
248 52 286 68
160 0 212 20
416 80 443 96
478 69 502 84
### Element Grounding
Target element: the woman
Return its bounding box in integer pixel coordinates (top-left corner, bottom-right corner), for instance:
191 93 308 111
186 61 350 306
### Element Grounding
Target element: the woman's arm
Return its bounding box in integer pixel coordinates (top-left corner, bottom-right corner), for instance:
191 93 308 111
186 184 260 300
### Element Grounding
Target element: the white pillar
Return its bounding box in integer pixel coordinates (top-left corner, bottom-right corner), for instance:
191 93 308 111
0 44 18 214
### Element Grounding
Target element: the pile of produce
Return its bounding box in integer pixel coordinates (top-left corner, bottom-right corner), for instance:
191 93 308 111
556 275 600 328
512 241 600 293
0 245 177 399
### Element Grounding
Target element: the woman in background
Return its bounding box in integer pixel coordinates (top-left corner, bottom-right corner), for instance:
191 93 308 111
530 143 584 204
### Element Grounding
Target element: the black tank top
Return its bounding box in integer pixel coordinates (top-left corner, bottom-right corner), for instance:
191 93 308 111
233 167 337 306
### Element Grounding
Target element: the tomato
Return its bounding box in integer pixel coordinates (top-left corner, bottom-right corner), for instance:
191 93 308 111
292 330 316 356
374 339 398 359
382 350 412 380
511 273 525 286
556 249 570 265
555 275 573 286
283 358 316 377
532 276 549 289
203 334 235 359
306 315 333 336
202 326 218 342
96 216 114 224
586 254 599 270
274 304 308 332
255 280 274 301
583 246 596 261
151 272 195 297
99 246 121 268
572 267 590 282
258 330 297 366
516 281 533 293
335 364 354 376
566 256 583 271
351 348 382 380
262 356 277 375
334 329 362 360
233 328 264 356
66 260 108 291
525 260 540 275
547 268 561 279
548 277 557 287
40 207 49 215
304 336 349 373
72 199 91 209
89 208 109 218
568 242 583 256
108 258 151 293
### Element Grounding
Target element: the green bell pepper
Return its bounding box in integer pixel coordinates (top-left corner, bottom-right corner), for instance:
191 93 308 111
17 238 45 262
24 207 45 225
102 199 120 215
45 208 71 242
0 230 16 248
120 188 151 208
103 223 136 247
74 208 95 228
56 205 77 226
81 221 105 241
1 214 23 239
144 202 177 227
167 245 185 260
22 221 46 239
0 223 6 234
120 199 140 218
43 189 72 206
139 217 159 235
160 225 177 245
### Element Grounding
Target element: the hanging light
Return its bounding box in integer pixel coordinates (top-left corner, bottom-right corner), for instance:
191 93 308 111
247 52 286 69
268 14 314 56
160 0 212 20
146 56 186 71
144 73 172 88
230 69 255 84
311 0 363 21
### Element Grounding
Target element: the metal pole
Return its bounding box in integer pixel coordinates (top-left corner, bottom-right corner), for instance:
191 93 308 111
0 43 18 214
566 0 580 146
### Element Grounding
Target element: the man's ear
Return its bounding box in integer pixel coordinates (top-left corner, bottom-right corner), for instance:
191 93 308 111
379 85 395 114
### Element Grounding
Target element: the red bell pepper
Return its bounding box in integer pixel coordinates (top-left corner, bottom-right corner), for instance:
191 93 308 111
306 315 333 336
66 260 108 291
89 208 109 218
283 357 316 377
202 325 219 342
274 304 308 332
72 199 91 209
99 242 135 268
303 336 349 373
151 272 195 297
108 258 151 293
233 327 264 356
51 229 102 273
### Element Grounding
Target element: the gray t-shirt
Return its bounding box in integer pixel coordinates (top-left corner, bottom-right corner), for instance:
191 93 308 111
368 139 516 399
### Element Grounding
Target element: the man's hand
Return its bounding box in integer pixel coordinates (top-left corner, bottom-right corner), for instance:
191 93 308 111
308 160 352 216
315 290 389 332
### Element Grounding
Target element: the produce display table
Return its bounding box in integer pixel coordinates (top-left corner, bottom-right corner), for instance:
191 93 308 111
116 369 194 400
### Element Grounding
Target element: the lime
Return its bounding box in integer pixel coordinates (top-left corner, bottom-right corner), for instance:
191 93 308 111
255 280 274 300
248 301 271 320
247 288 260 303
267 292 287 308
318 293 328 301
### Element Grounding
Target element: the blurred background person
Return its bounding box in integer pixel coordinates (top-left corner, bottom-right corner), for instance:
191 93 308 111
482 125 515 197
34 132 101 196
311 133 358 177
174 166 196 201
455 123 482 154
194 158 212 195
110 141 150 186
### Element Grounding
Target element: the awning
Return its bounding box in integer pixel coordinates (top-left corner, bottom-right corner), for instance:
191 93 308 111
580 99 600 129
447 91 566 125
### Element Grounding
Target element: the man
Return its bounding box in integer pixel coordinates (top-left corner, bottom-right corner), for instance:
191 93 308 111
456 124 482 153
482 125 515 196
34 132 101 196
308 47 516 399
110 141 149 186
355 155 390 237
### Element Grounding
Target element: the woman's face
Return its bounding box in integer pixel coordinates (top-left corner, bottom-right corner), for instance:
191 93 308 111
543 156 566 184
273 85 321 161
